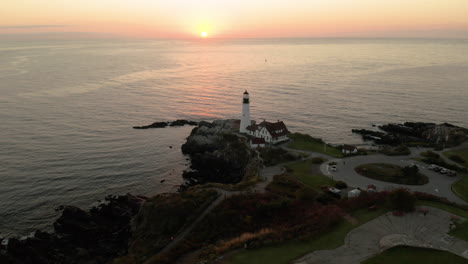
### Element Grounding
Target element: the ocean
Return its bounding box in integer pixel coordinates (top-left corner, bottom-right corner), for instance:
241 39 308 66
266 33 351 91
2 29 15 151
1 38 467 236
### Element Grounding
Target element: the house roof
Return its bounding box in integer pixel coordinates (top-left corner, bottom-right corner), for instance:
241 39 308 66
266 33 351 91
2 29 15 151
259 121 290 138
246 124 258 132
251 137 266 144
342 144 357 151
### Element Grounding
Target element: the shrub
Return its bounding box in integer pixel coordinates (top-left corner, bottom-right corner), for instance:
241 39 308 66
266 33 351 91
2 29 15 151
449 154 465 164
421 151 440 159
389 189 416 212
310 157 326 164
381 145 410 156
335 181 347 189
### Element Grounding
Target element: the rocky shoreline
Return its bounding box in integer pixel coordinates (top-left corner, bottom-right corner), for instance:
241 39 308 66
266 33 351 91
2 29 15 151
132 119 199 129
180 119 258 189
352 122 468 147
1 194 146 264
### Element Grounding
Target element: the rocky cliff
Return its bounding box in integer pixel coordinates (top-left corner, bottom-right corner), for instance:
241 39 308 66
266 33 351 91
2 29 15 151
180 119 256 187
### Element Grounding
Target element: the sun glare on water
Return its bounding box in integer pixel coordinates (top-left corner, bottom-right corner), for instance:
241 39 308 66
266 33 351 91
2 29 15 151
201 32 208 38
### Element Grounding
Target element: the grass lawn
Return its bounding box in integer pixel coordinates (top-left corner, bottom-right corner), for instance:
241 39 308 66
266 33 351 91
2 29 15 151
443 147 468 168
452 173 468 202
416 200 468 218
362 245 468 264
449 221 468 242
355 163 428 185
285 159 336 190
288 133 343 158
225 208 387 264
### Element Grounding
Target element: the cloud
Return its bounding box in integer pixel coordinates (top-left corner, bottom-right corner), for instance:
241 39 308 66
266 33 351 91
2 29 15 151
0 25 73 29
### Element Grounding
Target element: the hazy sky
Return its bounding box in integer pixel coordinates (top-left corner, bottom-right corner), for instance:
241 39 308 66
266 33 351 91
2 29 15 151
2 0 468 39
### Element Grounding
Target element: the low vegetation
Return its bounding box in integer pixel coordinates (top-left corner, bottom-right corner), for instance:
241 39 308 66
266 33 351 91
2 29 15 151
355 163 428 185
389 188 416 212
258 147 302 166
284 158 336 190
226 208 387 264
381 145 411 156
449 220 468 242
420 151 462 171
288 133 343 158
452 173 468 202
125 189 219 263
362 246 468 264
444 147 468 167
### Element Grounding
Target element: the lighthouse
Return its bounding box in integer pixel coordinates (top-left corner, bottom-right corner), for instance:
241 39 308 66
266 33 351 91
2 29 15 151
239 90 251 133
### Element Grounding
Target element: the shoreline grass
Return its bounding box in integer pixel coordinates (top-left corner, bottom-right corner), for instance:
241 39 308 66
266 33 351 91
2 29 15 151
288 133 343 158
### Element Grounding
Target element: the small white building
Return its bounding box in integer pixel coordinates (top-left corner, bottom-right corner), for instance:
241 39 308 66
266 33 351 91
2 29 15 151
250 137 266 148
348 189 361 198
342 144 358 154
246 120 290 144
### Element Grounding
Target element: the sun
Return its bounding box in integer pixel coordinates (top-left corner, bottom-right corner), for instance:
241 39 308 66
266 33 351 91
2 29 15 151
201 32 208 38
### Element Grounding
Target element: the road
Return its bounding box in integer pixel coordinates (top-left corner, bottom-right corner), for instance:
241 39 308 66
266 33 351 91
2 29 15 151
319 147 466 204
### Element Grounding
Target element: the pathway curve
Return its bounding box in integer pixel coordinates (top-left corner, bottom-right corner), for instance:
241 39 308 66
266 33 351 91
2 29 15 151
294 206 468 264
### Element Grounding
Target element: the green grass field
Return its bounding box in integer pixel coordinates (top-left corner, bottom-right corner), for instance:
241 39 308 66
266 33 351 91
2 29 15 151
355 163 428 185
449 221 468 242
443 147 468 168
225 208 386 264
452 173 468 202
362 246 468 264
225 201 468 264
288 133 343 158
285 159 336 190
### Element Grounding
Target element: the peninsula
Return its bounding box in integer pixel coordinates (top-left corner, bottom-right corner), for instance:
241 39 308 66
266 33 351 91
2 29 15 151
2 92 468 264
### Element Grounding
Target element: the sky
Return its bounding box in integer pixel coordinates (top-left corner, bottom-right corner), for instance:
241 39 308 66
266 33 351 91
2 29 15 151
1 0 468 39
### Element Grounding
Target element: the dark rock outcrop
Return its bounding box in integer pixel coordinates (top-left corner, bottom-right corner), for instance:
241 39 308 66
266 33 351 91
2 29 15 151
353 122 468 147
180 119 255 188
1 194 145 264
133 119 199 129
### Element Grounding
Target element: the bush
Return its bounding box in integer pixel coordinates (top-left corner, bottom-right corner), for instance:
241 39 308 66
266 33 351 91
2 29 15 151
389 189 416 212
381 145 410 156
421 151 440 159
449 154 465 164
310 157 326 164
335 181 347 189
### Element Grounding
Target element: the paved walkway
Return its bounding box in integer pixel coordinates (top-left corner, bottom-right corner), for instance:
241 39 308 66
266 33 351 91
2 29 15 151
295 206 468 264
319 147 466 204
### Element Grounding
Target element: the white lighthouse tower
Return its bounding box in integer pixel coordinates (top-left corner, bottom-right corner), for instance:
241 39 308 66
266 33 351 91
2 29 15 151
239 90 251 133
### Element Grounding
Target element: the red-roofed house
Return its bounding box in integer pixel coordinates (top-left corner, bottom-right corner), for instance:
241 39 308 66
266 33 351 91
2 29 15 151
246 120 290 144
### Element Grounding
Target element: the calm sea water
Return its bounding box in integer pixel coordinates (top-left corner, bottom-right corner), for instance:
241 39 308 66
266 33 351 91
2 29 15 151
1 38 468 236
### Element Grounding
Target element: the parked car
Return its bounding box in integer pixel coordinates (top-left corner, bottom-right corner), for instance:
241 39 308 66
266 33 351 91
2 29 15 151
447 170 457 177
428 164 438 170
331 165 337 171
440 169 448 174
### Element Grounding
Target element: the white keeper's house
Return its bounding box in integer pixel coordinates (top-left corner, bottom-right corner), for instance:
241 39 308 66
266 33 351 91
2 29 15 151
246 121 290 144
238 90 290 145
